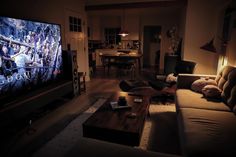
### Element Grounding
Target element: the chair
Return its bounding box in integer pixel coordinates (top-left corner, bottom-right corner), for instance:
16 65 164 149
115 58 136 79
148 60 196 90
100 56 109 75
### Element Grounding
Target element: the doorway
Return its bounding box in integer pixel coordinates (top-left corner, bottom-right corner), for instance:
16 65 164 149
143 26 162 71
64 9 89 80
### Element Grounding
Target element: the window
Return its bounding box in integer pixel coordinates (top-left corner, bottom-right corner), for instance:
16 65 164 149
69 16 82 32
104 28 121 45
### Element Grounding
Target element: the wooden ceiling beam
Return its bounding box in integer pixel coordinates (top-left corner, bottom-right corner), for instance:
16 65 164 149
85 0 187 11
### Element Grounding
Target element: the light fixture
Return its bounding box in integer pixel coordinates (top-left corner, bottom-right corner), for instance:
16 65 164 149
200 38 217 53
119 9 129 37
118 31 129 37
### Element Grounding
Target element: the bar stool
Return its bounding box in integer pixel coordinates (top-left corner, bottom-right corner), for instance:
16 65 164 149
78 72 86 94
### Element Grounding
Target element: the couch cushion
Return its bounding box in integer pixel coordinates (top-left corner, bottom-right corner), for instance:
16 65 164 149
176 89 230 112
202 85 222 99
215 66 236 109
224 70 236 108
178 108 236 157
229 86 236 114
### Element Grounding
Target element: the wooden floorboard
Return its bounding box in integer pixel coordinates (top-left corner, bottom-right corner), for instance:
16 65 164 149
4 68 133 155
4 67 157 156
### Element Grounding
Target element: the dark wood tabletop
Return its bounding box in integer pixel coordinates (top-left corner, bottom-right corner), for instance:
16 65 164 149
83 91 150 146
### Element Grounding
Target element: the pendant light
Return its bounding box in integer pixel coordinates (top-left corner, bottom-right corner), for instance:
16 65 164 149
119 9 129 37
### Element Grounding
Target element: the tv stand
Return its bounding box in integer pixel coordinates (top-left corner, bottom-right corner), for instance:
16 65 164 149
0 80 73 128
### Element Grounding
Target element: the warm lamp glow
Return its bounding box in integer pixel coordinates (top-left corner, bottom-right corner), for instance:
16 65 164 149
118 31 129 37
222 56 228 66
119 91 128 97
217 55 228 73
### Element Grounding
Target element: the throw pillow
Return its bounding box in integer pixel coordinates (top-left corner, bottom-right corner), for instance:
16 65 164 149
202 85 222 98
165 73 177 83
227 85 236 110
191 78 217 93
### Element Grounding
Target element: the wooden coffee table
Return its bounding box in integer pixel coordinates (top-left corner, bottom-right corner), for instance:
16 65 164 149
83 92 150 146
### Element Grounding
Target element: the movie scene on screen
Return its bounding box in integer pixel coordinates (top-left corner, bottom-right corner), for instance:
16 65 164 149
0 16 63 95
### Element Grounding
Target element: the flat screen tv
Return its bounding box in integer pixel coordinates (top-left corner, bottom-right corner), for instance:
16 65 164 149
0 16 63 106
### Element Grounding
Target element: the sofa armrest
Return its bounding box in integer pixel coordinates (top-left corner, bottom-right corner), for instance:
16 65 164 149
177 74 216 89
66 137 182 157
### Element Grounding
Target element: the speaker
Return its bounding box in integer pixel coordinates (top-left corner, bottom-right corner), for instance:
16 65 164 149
164 54 179 75
62 50 79 96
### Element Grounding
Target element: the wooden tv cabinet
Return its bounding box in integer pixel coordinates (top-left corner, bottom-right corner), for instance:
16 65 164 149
0 80 73 127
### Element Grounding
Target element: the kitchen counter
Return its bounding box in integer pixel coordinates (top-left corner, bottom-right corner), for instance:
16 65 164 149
95 49 139 66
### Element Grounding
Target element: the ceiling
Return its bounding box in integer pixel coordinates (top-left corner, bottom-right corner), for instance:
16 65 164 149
87 6 182 17
85 0 187 10
86 0 176 6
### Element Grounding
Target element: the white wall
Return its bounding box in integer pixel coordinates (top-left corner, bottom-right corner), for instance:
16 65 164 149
227 29 236 66
122 13 140 40
100 15 120 41
88 16 101 40
224 1 236 67
87 7 183 71
88 9 140 41
183 0 228 74
140 7 182 70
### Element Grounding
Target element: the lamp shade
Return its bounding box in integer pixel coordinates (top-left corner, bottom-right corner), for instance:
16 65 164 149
200 38 217 53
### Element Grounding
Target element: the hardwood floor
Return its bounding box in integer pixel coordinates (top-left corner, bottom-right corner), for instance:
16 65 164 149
4 67 157 156
3 67 182 157
4 67 136 155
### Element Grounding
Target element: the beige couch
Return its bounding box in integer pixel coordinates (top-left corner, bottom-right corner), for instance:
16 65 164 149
65 137 181 157
175 66 236 157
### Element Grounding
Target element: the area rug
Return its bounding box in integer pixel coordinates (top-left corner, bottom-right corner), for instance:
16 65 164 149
139 102 181 155
32 98 107 157
33 99 181 157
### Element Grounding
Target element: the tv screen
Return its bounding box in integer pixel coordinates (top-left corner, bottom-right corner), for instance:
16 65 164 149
0 16 63 105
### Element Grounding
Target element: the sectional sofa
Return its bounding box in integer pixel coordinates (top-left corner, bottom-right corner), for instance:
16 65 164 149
175 65 236 157
65 137 181 157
